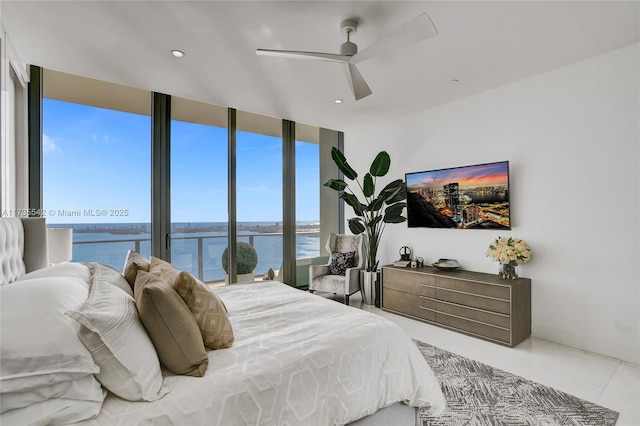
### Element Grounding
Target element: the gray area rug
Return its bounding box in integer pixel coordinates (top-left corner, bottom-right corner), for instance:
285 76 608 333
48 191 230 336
415 340 619 426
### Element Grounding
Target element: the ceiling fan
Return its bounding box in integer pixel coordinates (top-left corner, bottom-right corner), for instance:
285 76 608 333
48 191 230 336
256 13 438 101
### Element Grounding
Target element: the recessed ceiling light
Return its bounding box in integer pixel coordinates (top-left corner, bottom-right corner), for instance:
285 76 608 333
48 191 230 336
334 99 343 104
171 50 185 58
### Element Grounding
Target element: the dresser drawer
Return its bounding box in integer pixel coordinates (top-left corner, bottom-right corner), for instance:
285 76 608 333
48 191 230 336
435 300 511 329
383 268 435 297
383 288 435 321
380 266 531 347
436 312 511 344
436 288 511 315
436 276 510 300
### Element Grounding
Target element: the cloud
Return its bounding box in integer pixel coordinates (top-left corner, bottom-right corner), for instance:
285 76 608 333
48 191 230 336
43 134 61 154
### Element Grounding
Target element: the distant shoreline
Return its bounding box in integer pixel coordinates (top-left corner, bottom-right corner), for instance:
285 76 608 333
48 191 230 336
51 221 320 235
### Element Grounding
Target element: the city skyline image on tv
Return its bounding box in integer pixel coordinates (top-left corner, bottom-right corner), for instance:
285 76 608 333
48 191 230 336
405 161 510 229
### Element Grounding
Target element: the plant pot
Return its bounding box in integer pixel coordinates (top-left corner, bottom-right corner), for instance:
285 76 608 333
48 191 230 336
225 272 255 284
361 271 378 305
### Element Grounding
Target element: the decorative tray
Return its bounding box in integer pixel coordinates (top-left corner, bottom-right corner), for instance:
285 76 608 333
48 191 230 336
431 258 461 270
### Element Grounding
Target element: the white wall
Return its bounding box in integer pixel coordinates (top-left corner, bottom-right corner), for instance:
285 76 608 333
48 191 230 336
344 44 639 364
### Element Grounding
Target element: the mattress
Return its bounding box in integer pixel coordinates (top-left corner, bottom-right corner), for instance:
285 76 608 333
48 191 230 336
79 281 445 425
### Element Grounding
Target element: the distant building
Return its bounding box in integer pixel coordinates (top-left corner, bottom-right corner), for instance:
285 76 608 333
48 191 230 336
443 183 461 219
463 205 480 225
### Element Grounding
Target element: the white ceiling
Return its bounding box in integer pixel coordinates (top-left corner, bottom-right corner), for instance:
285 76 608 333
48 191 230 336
2 1 639 132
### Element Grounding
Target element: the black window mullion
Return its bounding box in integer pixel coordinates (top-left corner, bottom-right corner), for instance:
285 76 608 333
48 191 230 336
282 119 296 285
27 65 43 214
151 92 171 260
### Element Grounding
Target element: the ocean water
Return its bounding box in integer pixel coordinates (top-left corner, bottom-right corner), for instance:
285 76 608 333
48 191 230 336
66 222 320 282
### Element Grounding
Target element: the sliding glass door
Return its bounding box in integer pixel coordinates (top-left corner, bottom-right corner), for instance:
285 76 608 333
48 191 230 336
294 123 322 287
170 98 228 284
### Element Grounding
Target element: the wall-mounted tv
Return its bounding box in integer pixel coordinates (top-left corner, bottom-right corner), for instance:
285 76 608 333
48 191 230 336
405 161 510 229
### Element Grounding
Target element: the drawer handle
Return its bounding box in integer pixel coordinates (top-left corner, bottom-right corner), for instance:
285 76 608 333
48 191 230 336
419 283 434 287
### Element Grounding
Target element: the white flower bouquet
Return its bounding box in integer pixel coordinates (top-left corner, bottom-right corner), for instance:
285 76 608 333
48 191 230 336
486 237 531 266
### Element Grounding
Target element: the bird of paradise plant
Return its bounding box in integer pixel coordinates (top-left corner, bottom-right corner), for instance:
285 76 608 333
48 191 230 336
324 147 406 272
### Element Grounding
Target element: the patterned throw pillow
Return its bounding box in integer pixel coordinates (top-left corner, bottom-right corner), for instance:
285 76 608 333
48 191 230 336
329 251 356 276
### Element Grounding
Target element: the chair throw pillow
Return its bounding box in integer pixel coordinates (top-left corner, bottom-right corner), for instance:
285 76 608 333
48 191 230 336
329 251 356 276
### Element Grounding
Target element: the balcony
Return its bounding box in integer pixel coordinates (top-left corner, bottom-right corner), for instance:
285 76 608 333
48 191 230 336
71 231 321 286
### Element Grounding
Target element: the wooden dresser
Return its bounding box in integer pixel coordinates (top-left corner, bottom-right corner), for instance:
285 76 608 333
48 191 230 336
381 265 531 347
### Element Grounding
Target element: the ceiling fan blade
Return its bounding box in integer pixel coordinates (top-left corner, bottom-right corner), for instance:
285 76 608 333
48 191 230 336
350 13 438 65
341 63 372 101
256 49 349 63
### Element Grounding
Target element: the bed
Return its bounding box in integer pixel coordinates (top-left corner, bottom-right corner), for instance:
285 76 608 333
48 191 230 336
0 217 445 425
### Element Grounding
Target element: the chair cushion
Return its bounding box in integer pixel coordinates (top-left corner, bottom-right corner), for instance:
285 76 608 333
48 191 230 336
311 275 348 294
329 251 355 276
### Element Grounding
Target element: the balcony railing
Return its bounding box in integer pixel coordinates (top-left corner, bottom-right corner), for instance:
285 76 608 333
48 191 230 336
72 231 320 284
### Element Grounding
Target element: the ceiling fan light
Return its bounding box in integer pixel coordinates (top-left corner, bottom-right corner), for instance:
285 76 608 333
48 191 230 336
171 49 185 58
340 41 358 56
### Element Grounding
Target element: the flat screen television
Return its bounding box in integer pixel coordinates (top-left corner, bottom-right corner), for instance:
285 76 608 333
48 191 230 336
405 161 510 229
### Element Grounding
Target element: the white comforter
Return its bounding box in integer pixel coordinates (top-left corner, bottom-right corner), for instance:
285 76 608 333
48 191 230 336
81 281 445 425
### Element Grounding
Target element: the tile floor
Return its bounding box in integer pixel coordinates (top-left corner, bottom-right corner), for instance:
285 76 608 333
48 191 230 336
338 292 639 425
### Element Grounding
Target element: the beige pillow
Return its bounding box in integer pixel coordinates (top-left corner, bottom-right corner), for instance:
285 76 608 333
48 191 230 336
123 251 150 289
134 271 208 377
149 257 234 350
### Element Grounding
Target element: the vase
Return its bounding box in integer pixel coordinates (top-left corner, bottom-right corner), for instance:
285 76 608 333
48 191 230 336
499 263 518 280
361 271 378 305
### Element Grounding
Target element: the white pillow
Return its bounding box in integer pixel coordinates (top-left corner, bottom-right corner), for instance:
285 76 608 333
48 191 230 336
16 262 90 283
86 262 134 297
0 374 102 414
66 278 168 401
0 276 98 393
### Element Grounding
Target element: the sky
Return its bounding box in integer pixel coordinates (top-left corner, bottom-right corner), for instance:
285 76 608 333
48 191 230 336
43 99 320 224
405 161 509 190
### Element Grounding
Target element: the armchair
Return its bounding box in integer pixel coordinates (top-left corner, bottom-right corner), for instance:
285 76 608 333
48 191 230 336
309 233 364 305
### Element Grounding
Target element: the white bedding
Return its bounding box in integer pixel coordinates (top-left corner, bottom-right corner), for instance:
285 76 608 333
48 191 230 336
80 281 445 425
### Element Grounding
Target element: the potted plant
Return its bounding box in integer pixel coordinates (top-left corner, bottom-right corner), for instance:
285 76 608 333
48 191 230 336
324 147 406 304
222 242 259 284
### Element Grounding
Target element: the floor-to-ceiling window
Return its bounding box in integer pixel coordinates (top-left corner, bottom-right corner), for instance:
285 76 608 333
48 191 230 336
234 111 283 283
37 69 337 286
42 70 151 269
170 98 228 283
294 123 321 286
